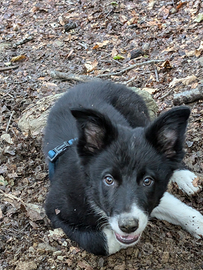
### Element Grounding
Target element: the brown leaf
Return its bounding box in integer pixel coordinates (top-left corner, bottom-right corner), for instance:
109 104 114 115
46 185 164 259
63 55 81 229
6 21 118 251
169 75 197 87
92 40 109 50
192 176 201 187
11 55 26 62
177 1 186 10
77 261 93 270
84 59 98 73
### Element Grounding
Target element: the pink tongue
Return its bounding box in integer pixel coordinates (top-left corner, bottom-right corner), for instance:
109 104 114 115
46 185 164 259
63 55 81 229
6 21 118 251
115 233 139 244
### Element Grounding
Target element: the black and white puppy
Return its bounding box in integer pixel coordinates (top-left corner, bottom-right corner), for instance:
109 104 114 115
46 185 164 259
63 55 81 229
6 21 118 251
44 80 203 255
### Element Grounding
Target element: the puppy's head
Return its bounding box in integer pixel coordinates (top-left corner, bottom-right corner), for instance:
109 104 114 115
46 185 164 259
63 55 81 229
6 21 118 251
71 106 190 248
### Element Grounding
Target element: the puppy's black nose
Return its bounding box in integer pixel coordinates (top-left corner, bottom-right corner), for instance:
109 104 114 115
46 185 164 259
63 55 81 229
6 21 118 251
118 217 139 233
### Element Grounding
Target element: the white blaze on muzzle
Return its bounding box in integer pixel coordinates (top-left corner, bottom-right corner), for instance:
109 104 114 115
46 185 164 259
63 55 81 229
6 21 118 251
109 203 149 246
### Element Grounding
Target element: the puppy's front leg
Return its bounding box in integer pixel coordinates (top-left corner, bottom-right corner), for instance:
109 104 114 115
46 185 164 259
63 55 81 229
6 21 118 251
151 192 203 239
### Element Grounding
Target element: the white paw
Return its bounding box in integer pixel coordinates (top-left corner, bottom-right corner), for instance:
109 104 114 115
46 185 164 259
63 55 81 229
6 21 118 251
170 170 202 195
182 210 203 239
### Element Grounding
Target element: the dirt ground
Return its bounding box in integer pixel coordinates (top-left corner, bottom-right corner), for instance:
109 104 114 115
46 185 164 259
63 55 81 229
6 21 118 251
1 0 203 269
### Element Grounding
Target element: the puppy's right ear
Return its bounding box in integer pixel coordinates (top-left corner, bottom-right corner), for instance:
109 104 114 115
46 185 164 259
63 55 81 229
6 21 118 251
71 108 118 155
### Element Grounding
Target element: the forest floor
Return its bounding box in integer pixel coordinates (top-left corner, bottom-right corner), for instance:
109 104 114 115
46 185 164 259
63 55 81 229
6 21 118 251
1 0 203 269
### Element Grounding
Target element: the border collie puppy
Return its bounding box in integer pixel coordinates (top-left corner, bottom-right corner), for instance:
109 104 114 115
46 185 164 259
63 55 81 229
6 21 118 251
44 80 203 255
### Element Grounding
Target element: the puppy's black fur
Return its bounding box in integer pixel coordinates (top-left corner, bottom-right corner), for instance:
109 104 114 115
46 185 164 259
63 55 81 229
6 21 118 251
44 80 190 255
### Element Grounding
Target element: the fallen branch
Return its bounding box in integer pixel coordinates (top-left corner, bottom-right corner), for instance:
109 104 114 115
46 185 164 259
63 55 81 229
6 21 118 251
0 65 19 72
173 84 203 105
96 59 165 78
49 70 99 82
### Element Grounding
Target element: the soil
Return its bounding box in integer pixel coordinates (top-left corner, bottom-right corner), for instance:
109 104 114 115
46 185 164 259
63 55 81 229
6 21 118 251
0 0 203 269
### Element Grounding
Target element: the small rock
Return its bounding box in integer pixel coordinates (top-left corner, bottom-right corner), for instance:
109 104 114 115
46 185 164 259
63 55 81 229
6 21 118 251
114 263 125 270
57 256 64 261
15 261 37 270
64 22 77 32
62 241 67 247
28 247 35 253
170 7 177 14
53 250 62 256
98 258 104 267
198 56 203 67
142 43 150 51
1 134 13 144
130 49 145 59
37 194 44 203
50 22 60 28
53 40 64 47
161 251 170 263
37 243 56 253
0 43 11 52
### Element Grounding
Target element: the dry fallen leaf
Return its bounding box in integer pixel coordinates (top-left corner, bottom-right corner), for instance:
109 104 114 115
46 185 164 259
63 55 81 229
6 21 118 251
169 75 197 87
25 203 46 221
195 41 203 57
194 13 203 23
148 0 155 9
92 40 109 49
142 87 157 94
111 47 118 57
192 176 200 187
1 133 13 144
77 261 93 270
11 55 26 62
84 59 98 72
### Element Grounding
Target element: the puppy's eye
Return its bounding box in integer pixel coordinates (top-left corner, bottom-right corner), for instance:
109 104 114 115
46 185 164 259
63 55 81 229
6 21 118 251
143 177 154 187
103 174 114 186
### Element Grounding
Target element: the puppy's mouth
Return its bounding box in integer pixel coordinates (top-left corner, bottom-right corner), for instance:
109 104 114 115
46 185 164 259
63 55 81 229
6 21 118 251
115 232 140 245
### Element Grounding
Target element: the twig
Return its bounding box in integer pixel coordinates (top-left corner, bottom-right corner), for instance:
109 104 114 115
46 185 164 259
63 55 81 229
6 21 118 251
123 76 137 85
112 59 124 66
0 189 25 204
154 66 159 82
159 89 174 100
6 111 15 133
49 70 101 82
0 65 19 72
1 92 14 98
96 59 165 78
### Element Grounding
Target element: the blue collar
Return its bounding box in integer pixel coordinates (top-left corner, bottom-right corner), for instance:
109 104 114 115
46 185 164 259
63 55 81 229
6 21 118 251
48 138 78 180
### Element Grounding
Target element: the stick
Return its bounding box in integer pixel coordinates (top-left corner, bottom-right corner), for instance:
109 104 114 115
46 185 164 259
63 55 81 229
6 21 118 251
159 89 174 100
6 111 15 133
0 189 25 204
96 59 165 78
49 70 99 82
154 66 159 82
0 66 19 72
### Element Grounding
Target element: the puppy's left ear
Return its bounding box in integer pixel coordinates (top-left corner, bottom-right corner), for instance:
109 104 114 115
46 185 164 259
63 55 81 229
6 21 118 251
71 108 118 155
145 106 190 160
